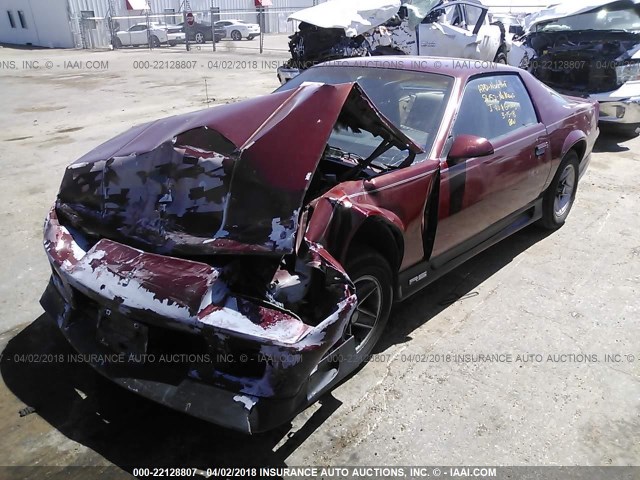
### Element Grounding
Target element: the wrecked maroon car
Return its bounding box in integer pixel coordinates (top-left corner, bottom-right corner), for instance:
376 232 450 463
41 58 599 433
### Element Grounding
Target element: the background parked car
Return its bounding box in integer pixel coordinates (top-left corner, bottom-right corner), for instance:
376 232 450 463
114 22 185 48
277 0 509 84
214 19 261 40
178 21 225 43
510 0 640 136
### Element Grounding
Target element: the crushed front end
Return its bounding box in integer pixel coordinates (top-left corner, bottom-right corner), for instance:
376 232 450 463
40 82 417 433
41 207 356 433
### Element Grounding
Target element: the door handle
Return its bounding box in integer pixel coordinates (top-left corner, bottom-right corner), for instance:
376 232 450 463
535 143 548 157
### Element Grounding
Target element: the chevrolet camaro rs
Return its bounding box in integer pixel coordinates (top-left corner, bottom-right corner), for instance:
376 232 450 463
41 58 599 433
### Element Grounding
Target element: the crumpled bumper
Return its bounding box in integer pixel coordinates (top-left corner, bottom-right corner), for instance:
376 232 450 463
589 81 640 127
40 207 357 433
597 97 640 126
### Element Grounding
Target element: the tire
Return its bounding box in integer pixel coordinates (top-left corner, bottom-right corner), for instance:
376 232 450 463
494 51 508 64
195 32 205 44
168 41 177 47
344 246 394 360
538 151 580 230
231 30 242 41
149 35 160 48
113 37 122 49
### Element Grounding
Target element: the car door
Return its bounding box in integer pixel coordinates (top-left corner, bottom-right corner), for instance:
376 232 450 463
431 73 552 260
129 25 147 45
216 21 230 35
417 2 483 60
462 3 501 61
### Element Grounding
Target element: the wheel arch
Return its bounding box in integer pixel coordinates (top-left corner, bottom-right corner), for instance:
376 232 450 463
568 139 587 164
304 198 405 287
346 216 404 279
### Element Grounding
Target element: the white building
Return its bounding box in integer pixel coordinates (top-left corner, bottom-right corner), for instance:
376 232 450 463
0 0 320 48
1 0 75 48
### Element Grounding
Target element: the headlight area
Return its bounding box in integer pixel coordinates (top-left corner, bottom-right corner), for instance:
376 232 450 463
40 206 357 433
616 61 640 85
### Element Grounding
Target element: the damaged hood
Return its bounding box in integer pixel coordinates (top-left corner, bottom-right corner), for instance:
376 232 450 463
288 0 401 37
525 0 640 31
57 82 421 257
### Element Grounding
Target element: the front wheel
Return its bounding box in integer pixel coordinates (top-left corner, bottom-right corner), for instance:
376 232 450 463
112 37 122 48
494 51 508 64
345 247 394 360
149 35 161 48
230 30 242 41
195 32 205 44
538 151 579 230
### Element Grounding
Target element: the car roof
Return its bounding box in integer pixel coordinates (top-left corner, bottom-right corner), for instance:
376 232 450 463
316 56 522 80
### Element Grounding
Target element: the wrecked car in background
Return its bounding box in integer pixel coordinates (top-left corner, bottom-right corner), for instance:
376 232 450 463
42 58 598 433
511 0 640 135
277 0 510 84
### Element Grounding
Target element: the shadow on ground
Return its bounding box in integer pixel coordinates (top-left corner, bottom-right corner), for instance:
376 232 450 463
593 129 638 153
0 226 553 474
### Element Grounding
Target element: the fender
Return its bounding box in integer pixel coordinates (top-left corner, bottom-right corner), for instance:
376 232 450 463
305 193 405 271
561 129 588 161
539 129 587 192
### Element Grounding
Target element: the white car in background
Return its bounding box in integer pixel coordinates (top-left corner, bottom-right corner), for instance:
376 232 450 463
277 0 510 84
114 22 185 48
215 19 261 40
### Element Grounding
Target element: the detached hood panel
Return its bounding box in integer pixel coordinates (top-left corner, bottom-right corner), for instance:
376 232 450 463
57 82 421 257
288 0 401 37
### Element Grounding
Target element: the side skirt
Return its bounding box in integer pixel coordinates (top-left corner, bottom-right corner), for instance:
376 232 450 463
396 198 543 302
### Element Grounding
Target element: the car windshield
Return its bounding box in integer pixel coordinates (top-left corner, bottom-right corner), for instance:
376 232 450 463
276 65 454 165
537 4 640 32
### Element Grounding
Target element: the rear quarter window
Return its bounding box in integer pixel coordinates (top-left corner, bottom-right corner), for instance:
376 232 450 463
453 75 539 141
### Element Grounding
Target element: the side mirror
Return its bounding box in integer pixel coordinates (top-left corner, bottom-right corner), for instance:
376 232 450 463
448 135 494 165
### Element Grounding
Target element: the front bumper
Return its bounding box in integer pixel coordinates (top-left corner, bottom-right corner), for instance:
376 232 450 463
596 97 640 127
41 279 326 434
41 207 357 433
277 66 301 85
588 81 640 127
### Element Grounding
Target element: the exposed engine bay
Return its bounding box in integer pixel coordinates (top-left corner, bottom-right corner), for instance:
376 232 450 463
525 30 640 93
286 22 371 70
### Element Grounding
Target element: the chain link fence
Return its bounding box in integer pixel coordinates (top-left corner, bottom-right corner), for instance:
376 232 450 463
70 2 546 51
71 7 303 51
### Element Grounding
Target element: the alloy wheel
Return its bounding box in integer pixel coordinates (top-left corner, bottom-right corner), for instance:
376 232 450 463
554 163 576 218
348 275 383 353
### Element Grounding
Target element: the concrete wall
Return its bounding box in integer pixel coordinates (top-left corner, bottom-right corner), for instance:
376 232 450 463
0 0 74 48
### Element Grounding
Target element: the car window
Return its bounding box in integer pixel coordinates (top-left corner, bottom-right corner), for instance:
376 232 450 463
452 75 538 141
277 66 454 164
445 5 464 26
463 4 484 30
129 25 146 31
